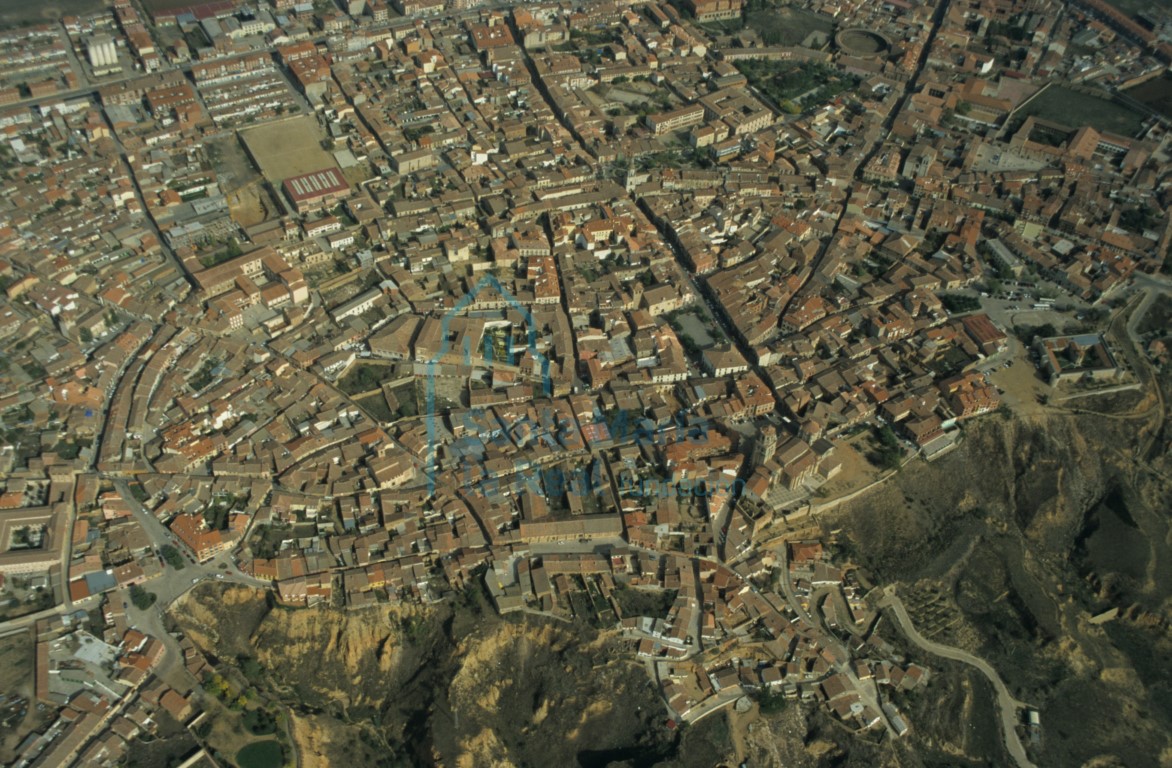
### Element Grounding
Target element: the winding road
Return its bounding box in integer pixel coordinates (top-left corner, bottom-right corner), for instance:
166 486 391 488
880 587 1035 768
776 546 896 736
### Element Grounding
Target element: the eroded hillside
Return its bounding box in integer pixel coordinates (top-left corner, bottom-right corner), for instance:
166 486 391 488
834 408 1172 768
172 585 678 767
169 390 1172 768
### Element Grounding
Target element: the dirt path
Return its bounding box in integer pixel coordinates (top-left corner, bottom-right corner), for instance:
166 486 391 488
727 700 756 763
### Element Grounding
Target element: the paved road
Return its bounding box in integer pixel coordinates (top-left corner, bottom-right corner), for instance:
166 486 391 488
685 688 742 725
528 536 628 556
1125 281 1171 343
109 479 270 687
1107 291 1166 427
56 22 89 90
880 587 1035 768
112 479 270 590
1119 286 1169 464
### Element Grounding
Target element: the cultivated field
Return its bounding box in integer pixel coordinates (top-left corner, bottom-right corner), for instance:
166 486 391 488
206 134 261 192
0 0 104 25
1124 74 1172 120
206 134 282 225
0 631 33 703
1136 293 1172 337
140 0 210 12
1103 0 1172 14
1019 85 1146 137
239 116 337 184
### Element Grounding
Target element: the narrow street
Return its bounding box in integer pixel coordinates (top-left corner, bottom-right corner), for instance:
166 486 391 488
774 544 895 735
111 478 271 592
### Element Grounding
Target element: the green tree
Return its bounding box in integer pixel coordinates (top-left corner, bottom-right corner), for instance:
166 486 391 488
756 688 787 713
129 584 157 610
161 545 186 570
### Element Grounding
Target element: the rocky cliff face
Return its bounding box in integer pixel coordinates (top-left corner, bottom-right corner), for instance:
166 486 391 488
250 602 410 708
174 589 675 768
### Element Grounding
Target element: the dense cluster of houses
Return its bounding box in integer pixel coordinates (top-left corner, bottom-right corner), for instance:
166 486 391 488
0 0 1168 760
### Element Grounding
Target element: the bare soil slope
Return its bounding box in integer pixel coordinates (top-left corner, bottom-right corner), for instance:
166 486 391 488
174 587 676 768
834 408 1172 768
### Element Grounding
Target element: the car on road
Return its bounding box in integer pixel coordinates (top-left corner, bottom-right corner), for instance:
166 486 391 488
191 578 200 584
215 574 224 579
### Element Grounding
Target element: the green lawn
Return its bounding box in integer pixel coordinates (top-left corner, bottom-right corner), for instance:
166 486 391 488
744 8 834 47
1020 85 1146 137
1124 75 1172 120
735 60 858 110
1102 0 1172 14
235 740 283 768
0 0 104 25
355 391 394 422
337 363 393 395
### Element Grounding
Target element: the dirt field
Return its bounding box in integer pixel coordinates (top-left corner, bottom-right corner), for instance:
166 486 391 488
239 116 337 184
988 339 1050 418
0 631 33 701
340 162 374 188
206 134 261 194
745 8 834 48
227 183 279 228
815 434 883 500
0 630 40 764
